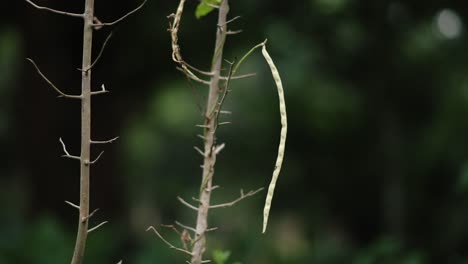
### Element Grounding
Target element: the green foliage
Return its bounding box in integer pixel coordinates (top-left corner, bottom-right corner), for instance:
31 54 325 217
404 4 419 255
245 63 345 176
213 250 231 264
352 237 426 264
195 0 221 18
212 249 241 264
19 217 73 264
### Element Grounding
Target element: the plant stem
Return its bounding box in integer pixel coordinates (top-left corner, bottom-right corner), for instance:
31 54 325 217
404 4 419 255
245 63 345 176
190 0 229 263
71 0 94 263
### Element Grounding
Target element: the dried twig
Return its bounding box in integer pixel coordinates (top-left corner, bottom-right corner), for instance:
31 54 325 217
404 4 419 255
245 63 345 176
91 84 109 96
59 138 81 160
91 0 147 27
91 136 119 144
26 58 82 99
65 200 80 210
209 188 264 209
146 226 194 256
175 221 197 233
85 151 104 165
177 196 199 211
25 0 83 18
81 31 114 72
87 221 108 233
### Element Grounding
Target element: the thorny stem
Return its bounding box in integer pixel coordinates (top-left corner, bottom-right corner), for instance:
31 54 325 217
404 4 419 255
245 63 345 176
190 1 229 263
71 0 94 263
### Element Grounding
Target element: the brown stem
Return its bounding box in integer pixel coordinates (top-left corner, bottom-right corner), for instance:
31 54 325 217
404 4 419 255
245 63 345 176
70 0 94 263
190 0 229 263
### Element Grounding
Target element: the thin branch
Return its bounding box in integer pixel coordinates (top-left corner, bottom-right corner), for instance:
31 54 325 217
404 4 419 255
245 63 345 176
175 221 197 233
85 151 104 165
209 188 264 209
213 59 235 131
176 67 211 85
202 2 219 9
82 32 113 72
65 200 80 210
87 221 108 233
59 137 81 160
226 29 242 35
91 136 119 144
194 146 207 157
177 196 199 211
183 61 214 76
161 224 183 237
82 208 99 222
91 0 147 27
26 58 82 99
214 143 225 155
146 226 194 256
24 0 83 17
90 84 109 96
185 76 205 115
206 227 218 232
223 72 256 80
218 16 241 27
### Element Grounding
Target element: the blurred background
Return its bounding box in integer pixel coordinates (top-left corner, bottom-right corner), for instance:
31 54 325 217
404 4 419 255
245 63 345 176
1 0 468 263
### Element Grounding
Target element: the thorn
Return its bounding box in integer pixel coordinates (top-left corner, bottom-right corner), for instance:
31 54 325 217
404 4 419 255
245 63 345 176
87 221 108 233
194 146 206 157
214 143 225 155
65 200 80 210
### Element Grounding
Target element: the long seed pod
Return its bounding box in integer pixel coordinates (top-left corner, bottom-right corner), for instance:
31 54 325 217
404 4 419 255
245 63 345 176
261 43 287 233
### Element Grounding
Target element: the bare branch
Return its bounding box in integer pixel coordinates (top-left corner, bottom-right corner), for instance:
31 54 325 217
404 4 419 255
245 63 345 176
146 226 194 256
176 67 211 85
91 0 147 27
183 61 213 76
203 2 219 9
24 0 83 18
185 76 205 115
207 185 220 192
214 143 225 155
218 122 231 126
87 221 108 233
65 200 80 210
59 138 81 160
82 32 113 72
209 188 264 209
226 29 243 35
85 151 104 165
82 208 100 222
177 196 199 211
91 84 109 96
26 58 82 99
194 146 207 157
218 16 241 27
175 221 197 233
206 227 218 232
223 72 255 80
91 136 119 144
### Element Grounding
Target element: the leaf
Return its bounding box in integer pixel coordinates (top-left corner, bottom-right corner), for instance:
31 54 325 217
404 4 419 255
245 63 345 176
212 250 231 264
195 0 221 19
